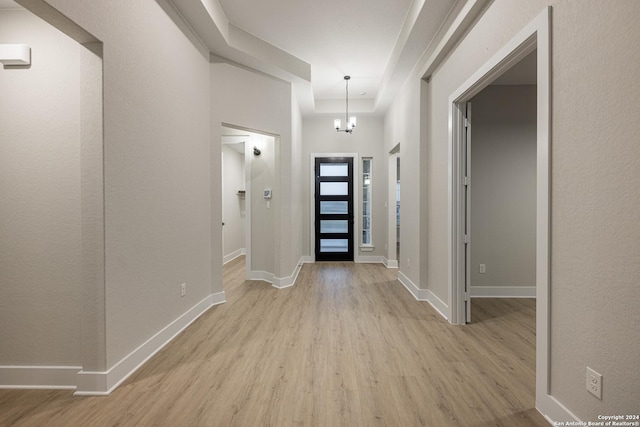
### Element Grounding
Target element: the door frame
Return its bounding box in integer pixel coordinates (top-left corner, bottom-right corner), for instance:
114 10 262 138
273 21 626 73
387 145 400 268
310 153 359 262
447 7 553 416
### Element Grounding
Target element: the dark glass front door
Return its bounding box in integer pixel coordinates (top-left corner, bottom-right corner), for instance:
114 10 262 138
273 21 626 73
315 157 354 261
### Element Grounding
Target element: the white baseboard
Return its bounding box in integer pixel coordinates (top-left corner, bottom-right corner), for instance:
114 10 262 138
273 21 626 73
249 270 275 283
383 257 398 268
470 286 536 298
74 291 226 396
397 271 449 320
273 257 304 289
223 248 246 264
0 366 81 390
355 255 384 264
250 257 309 289
301 256 314 263
537 393 581 425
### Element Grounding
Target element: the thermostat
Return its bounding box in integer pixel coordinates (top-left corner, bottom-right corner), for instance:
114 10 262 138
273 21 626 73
263 189 272 199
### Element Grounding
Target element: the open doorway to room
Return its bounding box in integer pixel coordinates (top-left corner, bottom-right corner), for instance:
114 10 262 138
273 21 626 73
462 52 539 399
221 124 276 283
448 7 550 413
466 49 537 322
221 128 247 265
387 144 400 268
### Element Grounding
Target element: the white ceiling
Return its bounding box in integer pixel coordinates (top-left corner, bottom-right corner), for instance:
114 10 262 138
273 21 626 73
170 0 461 115
218 0 412 101
5 0 462 115
0 0 22 9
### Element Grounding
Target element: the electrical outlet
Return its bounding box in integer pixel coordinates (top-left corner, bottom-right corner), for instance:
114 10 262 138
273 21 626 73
407 258 411 268
586 367 602 399
479 264 486 274
180 283 186 297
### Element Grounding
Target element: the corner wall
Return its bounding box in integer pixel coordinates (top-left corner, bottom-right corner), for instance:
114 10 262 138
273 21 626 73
40 0 216 389
384 76 428 291
0 9 82 367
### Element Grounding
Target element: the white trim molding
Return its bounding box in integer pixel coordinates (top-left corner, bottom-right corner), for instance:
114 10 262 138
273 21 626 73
470 286 536 298
223 248 246 264
397 271 449 320
383 257 399 268
74 291 226 395
0 366 81 390
272 257 306 289
539 394 583 426
249 257 309 289
355 255 384 264
248 270 275 283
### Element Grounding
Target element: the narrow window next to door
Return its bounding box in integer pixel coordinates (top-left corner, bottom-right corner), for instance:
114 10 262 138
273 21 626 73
361 158 374 251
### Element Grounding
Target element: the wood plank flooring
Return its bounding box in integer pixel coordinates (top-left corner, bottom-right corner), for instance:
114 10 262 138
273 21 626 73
0 258 549 426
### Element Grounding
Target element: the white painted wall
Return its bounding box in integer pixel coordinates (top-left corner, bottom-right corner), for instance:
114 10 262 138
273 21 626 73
249 133 275 274
222 144 245 260
470 85 536 295
384 77 428 288
0 9 81 366
210 62 303 280
302 117 387 260
386 0 640 420
290 95 304 270
40 0 214 371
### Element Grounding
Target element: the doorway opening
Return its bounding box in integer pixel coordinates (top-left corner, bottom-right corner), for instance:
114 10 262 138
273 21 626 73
447 7 550 413
387 144 400 268
221 129 247 265
221 124 276 281
466 50 537 322
314 157 355 261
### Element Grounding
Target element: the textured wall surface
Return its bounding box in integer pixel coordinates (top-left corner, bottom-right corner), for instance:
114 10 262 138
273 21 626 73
44 0 213 368
0 9 82 366
548 0 640 417
470 85 537 291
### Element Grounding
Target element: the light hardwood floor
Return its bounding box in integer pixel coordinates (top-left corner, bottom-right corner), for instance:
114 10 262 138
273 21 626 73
0 258 549 426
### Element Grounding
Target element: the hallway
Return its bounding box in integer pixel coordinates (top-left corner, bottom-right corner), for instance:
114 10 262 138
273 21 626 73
0 258 546 426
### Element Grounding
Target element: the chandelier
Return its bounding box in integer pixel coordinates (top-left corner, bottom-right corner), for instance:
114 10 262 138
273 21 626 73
334 76 357 133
